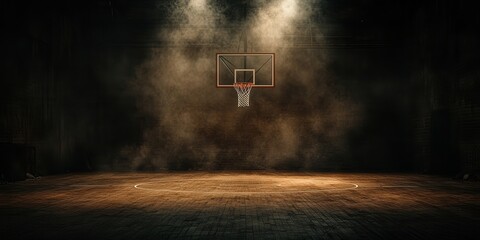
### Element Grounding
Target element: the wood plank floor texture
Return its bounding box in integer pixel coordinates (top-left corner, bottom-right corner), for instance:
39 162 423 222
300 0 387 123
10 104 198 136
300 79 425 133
1 172 479 239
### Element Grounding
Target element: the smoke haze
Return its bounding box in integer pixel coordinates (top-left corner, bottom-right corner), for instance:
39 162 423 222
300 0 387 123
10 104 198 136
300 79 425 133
124 0 362 170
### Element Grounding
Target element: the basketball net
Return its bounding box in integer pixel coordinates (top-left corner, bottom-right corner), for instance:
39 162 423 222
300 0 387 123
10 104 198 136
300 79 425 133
233 82 253 107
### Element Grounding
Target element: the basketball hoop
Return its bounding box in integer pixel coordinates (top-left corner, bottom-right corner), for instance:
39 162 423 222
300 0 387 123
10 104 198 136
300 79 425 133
233 82 253 107
216 53 275 107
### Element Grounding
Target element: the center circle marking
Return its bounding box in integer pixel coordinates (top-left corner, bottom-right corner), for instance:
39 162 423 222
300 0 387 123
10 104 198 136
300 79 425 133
134 178 358 194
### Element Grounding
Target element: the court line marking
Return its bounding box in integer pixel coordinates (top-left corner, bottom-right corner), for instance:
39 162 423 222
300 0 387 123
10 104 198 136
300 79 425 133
69 184 113 187
133 179 359 194
381 185 419 188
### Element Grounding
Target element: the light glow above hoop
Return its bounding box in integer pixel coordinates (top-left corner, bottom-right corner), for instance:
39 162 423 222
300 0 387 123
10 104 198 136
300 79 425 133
189 0 207 9
281 0 298 18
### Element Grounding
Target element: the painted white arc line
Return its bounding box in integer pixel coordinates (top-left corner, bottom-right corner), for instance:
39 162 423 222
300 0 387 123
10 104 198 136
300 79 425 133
133 179 359 194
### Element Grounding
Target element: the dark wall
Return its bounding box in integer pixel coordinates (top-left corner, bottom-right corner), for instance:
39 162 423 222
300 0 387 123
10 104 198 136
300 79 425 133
409 0 480 174
1 0 479 175
0 1 148 175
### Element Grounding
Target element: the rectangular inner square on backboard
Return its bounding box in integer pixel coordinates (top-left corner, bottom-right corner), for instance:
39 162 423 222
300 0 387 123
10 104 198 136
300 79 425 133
216 53 275 88
234 69 255 84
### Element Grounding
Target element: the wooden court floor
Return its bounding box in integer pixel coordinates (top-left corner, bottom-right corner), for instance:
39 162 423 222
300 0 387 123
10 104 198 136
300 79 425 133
1 172 479 239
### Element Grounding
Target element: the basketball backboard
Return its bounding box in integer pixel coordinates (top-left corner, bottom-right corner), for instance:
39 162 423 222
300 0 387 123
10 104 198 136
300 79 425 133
216 53 275 88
